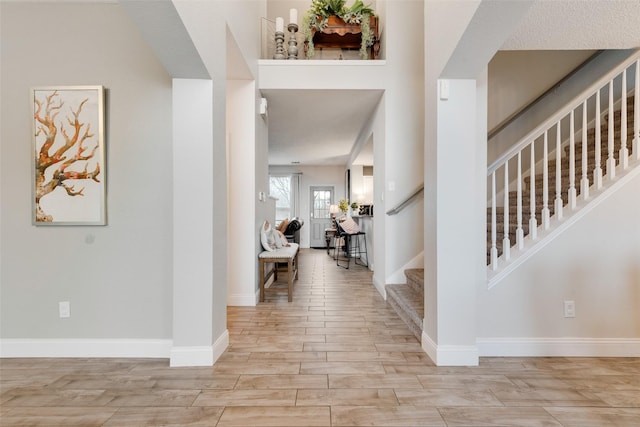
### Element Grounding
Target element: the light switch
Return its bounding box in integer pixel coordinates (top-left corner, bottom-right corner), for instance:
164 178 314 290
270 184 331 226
59 301 70 318
439 79 449 100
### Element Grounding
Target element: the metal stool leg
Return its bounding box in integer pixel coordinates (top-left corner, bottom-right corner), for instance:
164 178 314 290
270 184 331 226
337 233 351 269
355 232 368 267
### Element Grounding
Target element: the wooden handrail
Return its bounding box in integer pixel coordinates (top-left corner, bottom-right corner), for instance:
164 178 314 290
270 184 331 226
386 183 424 215
488 49 640 175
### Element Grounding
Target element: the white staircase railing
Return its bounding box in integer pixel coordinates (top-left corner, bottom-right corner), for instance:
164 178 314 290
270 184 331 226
487 52 640 277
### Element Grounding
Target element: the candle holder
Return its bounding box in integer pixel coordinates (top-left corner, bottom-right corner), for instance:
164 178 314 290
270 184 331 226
273 31 286 60
287 23 299 60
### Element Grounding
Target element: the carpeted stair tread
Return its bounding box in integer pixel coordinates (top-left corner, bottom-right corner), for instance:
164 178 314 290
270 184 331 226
386 283 423 340
404 268 424 295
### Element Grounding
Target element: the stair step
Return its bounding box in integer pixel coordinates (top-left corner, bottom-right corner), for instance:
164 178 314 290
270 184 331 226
386 283 423 340
404 268 424 296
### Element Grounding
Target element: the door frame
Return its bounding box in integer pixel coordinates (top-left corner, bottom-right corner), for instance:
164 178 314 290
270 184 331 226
309 186 334 248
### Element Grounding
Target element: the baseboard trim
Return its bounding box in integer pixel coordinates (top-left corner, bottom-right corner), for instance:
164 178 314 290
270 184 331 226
386 251 425 285
421 332 479 366
0 338 171 358
478 337 640 357
373 275 386 299
170 329 229 367
227 292 258 307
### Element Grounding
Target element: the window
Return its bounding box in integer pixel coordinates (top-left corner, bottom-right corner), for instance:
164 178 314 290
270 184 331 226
270 175 292 224
313 189 331 220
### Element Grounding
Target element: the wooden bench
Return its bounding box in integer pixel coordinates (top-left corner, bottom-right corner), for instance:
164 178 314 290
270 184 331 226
259 243 299 302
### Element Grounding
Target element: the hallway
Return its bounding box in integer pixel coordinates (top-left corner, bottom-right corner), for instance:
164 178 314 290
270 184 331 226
1 249 640 426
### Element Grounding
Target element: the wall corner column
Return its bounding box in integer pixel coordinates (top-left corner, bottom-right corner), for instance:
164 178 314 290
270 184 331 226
423 77 485 366
171 78 227 366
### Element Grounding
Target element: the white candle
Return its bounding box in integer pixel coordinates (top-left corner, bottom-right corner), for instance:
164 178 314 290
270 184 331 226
275 17 284 33
289 8 297 25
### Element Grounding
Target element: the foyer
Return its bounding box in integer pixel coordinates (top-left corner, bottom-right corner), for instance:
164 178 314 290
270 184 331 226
2 249 640 426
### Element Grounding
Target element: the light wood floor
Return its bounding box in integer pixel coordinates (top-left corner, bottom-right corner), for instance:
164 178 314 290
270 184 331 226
2 249 640 426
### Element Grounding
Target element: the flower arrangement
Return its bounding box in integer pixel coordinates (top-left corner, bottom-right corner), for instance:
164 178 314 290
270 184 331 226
302 0 375 60
338 198 349 213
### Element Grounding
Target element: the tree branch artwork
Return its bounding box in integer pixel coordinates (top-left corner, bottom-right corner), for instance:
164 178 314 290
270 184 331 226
32 87 105 224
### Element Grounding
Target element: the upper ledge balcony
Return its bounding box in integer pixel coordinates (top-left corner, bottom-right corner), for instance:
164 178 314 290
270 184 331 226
260 15 384 61
258 59 387 90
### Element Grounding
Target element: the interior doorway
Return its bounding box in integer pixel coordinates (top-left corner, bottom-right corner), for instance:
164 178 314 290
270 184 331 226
309 186 334 248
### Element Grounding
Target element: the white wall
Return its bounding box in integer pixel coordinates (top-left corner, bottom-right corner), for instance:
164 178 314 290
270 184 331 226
371 97 386 293
424 2 640 362
488 50 596 131
423 0 481 362
423 0 537 365
478 172 640 355
227 79 258 306
172 79 217 366
375 0 425 288
1 3 173 349
173 1 266 347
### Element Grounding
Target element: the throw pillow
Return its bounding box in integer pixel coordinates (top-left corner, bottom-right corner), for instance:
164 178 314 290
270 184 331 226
260 220 275 252
340 217 360 234
277 218 289 233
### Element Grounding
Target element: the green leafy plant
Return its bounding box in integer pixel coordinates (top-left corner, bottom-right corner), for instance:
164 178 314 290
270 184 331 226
310 0 346 16
350 202 359 210
338 198 349 213
303 0 376 60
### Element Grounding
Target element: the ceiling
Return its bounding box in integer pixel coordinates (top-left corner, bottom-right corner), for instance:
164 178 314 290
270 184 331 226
261 89 383 166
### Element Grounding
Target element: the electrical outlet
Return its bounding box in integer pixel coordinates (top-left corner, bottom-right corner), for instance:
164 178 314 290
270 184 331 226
59 301 70 318
563 300 575 318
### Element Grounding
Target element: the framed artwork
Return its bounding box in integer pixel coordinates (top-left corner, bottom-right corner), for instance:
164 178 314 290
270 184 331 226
31 86 106 225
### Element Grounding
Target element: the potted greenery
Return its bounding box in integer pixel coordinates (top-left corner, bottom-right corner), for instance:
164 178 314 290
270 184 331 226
350 202 359 216
302 0 376 60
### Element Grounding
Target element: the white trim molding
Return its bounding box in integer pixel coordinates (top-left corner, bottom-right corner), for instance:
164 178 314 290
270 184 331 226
0 339 171 358
478 337 640 357
422 332 479 366
227 292 258 307
373 275 386 300
386 251 425 285
169 329 229 367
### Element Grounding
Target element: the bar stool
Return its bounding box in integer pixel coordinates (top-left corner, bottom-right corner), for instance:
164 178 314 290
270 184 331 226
334 221 368 269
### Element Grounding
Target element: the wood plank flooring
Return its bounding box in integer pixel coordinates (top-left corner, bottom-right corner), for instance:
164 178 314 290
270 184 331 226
2 248 640 426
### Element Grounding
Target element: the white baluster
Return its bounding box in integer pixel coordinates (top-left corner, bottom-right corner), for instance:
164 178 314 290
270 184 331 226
490 172 498 270
502 162 510 261
541 131 551 230
607 80 616 180
568 110 577 209
516 151 524 249
581 100 590 200
554 121 563 221
594 90 603 189
529 140 537 240
634 59 639 161
620 68 629 169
